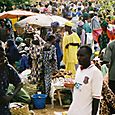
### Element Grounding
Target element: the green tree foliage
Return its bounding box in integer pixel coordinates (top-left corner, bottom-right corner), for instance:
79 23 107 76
0 0 30 7
0 0 30 12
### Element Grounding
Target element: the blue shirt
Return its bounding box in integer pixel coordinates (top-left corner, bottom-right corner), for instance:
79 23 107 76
19 54 29 72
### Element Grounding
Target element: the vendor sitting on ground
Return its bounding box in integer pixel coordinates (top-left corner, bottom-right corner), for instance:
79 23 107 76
0 43 23 115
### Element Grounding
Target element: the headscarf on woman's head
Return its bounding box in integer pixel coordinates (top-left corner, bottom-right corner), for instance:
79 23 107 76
16 37 23 43
6 39 15 47
51 21 60 28
82 12 89 20
65 21 73 27
101 20 108 28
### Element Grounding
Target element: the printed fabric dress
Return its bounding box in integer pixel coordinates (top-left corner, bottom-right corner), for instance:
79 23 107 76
29 36 46 82
99 82 115 115
42 43 57 95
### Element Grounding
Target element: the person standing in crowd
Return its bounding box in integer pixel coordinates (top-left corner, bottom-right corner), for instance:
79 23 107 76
5 39 20 66
43 4 49 14
68 45 103 115
0 20 7 42
92 54 115 115
15 36 26 52
98 20 110 51
76 7 82 17
77 21 86 45
29 34 45 83
18 50 29 73
24 38 32 68
62 5 72 20
48 21 63 69
82 12 92 33
87 2 94 12
4 19 14 40
48 1 52 14
63 21 80 75
99 81 115 115
90 12 101 30
0 19 14 43
42 34 57 95
103 40 115 94
0 46 23 115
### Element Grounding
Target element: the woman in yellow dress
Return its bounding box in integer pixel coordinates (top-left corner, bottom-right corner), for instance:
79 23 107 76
63 21 81 75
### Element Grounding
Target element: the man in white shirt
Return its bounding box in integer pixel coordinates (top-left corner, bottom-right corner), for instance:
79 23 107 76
68 45 103 115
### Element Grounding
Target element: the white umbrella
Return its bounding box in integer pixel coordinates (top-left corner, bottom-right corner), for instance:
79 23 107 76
25 14 53 27
14 14 68 29
51 15 68 27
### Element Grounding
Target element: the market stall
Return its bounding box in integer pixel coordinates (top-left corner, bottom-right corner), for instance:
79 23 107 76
50 69 74 108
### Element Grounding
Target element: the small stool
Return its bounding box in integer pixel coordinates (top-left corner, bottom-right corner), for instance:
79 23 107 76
51 86 64 108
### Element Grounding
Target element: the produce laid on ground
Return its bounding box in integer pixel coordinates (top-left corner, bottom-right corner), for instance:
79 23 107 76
10 102 31 115
23 83 37 96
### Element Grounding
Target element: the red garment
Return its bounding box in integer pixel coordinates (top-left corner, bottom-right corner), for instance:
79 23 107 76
43 8 49 13
92 28 115 42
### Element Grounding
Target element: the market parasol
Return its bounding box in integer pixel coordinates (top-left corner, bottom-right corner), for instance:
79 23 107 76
14 14 68 29
0 10 37 19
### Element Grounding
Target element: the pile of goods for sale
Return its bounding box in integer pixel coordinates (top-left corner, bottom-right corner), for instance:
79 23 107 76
51 69 74 88
23 83 37 96
10 102 30 115
52 69 74 79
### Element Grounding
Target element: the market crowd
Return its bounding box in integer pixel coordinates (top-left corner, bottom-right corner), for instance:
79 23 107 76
0 0 115 115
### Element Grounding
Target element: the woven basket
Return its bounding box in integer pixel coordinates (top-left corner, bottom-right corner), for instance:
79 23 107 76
10 103 30 115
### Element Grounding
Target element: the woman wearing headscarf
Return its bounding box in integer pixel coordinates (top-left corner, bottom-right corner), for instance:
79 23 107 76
63 21 81 75
5 39 20 66
98 20 110 51
29 34 46 83
77 21 86 45
48 21 63 69
41 34 57 95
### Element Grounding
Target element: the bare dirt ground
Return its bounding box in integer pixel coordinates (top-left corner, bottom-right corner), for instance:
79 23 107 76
33 104 68 115
23 83 69 115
